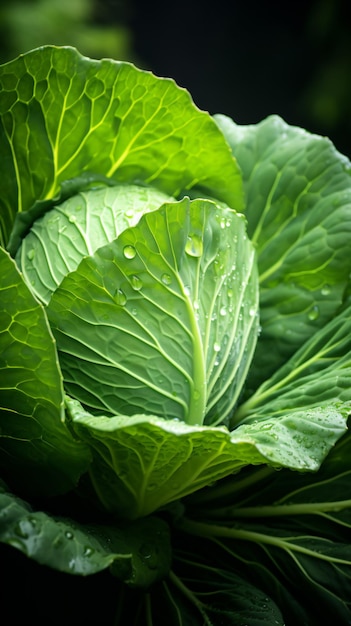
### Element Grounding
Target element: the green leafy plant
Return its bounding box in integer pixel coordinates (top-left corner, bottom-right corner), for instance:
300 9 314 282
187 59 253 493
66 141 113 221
1 46 351 625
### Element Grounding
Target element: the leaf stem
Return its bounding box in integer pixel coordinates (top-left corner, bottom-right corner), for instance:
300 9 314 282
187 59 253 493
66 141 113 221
205 499 351 519
180 518 351 564
168 570 212 625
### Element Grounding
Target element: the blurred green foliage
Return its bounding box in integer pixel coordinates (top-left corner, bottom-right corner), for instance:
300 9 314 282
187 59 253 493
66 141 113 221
0 0 134 62
298 0 351 153
1 0 350 155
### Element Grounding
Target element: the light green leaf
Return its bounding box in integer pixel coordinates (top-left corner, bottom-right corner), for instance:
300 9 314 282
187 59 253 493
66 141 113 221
231 404 348 470
235 302 351 421
0 479 171 586
67 396 346 519
16 183 175 304
0 247 90 496
0 45 243 247
215 114 351 386
47 197 259 427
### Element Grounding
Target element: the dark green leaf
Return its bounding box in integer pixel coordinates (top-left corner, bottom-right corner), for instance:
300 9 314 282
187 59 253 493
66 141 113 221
0 479 171 585
0 247 90 496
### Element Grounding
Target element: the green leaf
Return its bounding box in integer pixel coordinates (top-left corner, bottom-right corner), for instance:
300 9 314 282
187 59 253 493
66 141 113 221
161 558 285 626
0 479 171 586
66 396 346 519
47 198 259 427
180 432 351 624
16 183 175 304
235 301 351 422
180 524 351 626
215 114 351 386
231 404 348 471
0 45 243 247
0 247 91 496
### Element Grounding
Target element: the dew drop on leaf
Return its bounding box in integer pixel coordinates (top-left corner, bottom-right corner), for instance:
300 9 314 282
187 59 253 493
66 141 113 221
114 288 127 306
27 249 35 260
123 245 136 259
321 284 331 296
308 304 320 321
139 543 158 569
131 275 143 290
65 531 74 540
185 233 203 257
161 273 172 285
146 482 158 491
14 522 29 539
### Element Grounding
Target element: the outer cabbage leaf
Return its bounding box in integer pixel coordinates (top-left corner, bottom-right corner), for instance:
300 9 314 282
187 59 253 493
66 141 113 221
0 479 171 586
0 247 91 496
181 431 351 625
215 114 351 386
0 45 243 248
16 183 175 304
67 396 346 519
162 553 285 626
178 519 351 626
47 197 259 427
235 301 351 423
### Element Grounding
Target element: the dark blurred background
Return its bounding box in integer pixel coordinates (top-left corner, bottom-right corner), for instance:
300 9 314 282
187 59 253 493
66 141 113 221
0 0 351 155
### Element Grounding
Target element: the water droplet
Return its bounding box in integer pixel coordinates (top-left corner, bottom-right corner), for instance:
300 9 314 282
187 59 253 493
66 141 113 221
308 305 320 321
123 245 136 259
161 273 172 285
227 288 234 298
27 249 35 260
139 543 152 558
8 538 26 550
193 299 199 310
321 284 331 296
214 342 221 352
68 215 77 223
185 233 203 257
183 285 191 296
146 482 158 491
139 543 158 569
14 523 29 539
219 216 232 229
219 307 227 316
131 275 143 290
83 546 94 557
249 307 256 317
114 288 127 306
65 531 74 540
